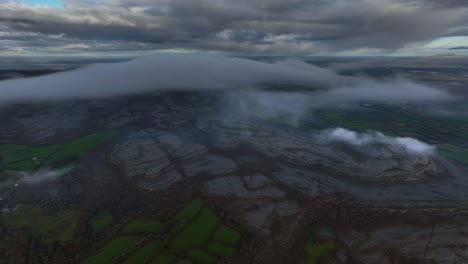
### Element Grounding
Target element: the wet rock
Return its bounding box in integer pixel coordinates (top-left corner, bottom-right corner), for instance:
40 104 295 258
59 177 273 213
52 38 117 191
183 155 237 177
13 101 88 144
157 134 182 152
172 143 209 159
242 174 272 189
109 137 181 191
135 169 182 191
315 227 336 241
204 176 285 199
199 118 447 185
273 167 323 197
245 204 276 231
275 201 298 216
340 224 468 263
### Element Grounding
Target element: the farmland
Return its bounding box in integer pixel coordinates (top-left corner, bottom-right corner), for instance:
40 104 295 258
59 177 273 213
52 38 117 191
81 198 241 264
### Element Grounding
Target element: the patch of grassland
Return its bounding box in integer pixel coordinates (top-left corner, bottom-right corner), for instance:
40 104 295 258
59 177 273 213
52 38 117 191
438 144 468 165
122 220 163 234
169 207 219 253
0 144 62 164
186 249 218 264
89 209 113 233
206 242 237 257
1 159 38 171
83 197 241 264
0 131 118 171
300 241 336 264
0 144 62 171
175 260 192 264
0 204 78 245
151 253 177 264
214 225 241 246
317 105 468 141
81 236 143 264
165 197 204 236
45 131 119 166
123 240 163 264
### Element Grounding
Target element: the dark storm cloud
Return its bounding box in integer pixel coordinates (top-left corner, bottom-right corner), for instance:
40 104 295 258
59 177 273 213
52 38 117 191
0 0 467 54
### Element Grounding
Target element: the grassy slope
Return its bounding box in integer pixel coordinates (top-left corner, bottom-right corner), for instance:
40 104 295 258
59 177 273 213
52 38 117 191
123 240 163 264
169 207 220 253
214 225 241 246
300 241 336 264
0 131 118 171
81 236 144 264
122 220 163 234
85 197 242 264
89 209 113 233
0 204 79 245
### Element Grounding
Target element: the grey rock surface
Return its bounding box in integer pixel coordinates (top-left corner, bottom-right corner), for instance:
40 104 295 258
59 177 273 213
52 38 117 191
109 136 181 191
204 176 285 199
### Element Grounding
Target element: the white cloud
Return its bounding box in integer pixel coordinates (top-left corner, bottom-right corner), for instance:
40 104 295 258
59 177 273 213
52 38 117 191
318 127 435 155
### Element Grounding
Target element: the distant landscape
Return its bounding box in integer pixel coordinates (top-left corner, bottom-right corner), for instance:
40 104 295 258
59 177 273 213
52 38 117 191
2 0 468 263
0 55 467 263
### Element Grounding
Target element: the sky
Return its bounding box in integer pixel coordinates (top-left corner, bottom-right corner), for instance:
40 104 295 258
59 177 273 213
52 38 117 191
1 0 468 57
23 0 64 8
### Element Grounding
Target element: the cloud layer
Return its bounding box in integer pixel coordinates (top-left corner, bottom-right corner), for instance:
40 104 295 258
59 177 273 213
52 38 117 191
1 0 468 55
317 127 435 155
0 54 453 105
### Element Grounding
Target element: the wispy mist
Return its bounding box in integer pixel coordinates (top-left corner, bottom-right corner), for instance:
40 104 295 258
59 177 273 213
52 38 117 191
317 128 435 155
0 167 72 194
17 169 66 184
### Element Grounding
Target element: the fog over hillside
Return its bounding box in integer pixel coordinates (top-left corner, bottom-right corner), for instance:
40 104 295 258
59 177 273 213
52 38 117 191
0 55 454 110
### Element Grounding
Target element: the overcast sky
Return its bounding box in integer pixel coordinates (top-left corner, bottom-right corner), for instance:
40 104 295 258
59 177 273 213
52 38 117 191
1 0 468 57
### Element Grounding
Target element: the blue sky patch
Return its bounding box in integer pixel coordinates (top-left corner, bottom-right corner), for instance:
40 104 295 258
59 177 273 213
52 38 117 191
23 0 64 9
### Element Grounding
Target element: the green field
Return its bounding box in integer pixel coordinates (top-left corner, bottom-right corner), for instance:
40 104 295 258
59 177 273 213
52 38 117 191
175 260 192 264
82 197 241 264
89 209 113 233
300 241 336 264
122 219 163 234
0 130 118 171
169 207 220 252
186 249 218 264
123 240 163 264
165 197 205 237
81 236 144 264
207 242 237 257
151 253 177 264
214 225 242 246
438 144 468 164
0 204 79 245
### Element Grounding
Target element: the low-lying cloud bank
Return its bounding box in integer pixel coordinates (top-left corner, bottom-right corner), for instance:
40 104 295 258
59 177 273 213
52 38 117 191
0 54 454 106
0 54 335 102
317 128 435 155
